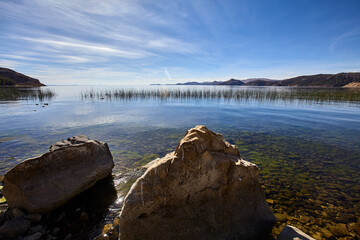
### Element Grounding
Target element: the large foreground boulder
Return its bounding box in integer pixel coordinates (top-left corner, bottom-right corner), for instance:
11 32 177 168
3 135 114 213
119 125 276 240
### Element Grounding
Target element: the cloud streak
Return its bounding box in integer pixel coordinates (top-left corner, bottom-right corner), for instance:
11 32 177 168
329 29 360 52
164 68 172 80
19 37 152 59
0 0 200 68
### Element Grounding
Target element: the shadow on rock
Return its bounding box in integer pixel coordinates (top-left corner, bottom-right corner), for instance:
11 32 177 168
43 175 117 240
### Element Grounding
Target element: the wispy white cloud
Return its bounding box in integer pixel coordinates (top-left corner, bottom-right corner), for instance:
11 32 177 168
19 37 152 59
330 30 360 51
57 55 92 64
148 38 197 54
0 0 201 76
0 59 21 69
1 54 38 61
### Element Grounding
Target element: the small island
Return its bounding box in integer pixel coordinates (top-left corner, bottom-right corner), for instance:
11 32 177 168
0 68 45 87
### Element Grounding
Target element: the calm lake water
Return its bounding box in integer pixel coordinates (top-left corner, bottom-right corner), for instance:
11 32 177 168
1 85 360 239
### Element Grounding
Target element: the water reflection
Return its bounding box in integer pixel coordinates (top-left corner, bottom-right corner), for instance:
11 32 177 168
0 87 56 102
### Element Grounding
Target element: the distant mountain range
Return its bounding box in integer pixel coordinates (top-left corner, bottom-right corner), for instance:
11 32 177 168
0 68 45 87
173 72 360 87
240 78 276 84
175 78 275 86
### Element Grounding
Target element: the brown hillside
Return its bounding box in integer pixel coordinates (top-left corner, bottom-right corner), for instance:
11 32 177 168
0 68 45 87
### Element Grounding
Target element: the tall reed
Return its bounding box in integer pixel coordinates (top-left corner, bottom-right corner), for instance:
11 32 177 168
80 87 360 104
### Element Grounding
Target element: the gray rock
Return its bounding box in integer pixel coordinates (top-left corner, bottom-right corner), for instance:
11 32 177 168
0 217 31 239
49 135 90 152
22 232 42 240
24 213 42 222
79 211 89 221
52 227 60 236
64 233 72 240
3 136 114 213
119 125 276 240
28 225 43 235
45 235 57 240
12 207 25 218
40 228 47 235
277 225 316 240
53 212 65 223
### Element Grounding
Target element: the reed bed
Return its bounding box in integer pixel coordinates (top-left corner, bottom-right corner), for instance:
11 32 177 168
0 88 56 101
80 88 360 104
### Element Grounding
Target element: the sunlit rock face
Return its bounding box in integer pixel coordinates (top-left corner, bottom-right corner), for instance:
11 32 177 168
3 136 114 213
119 125 275 240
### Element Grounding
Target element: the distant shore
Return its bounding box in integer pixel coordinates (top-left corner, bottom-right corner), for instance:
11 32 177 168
153 72 360 88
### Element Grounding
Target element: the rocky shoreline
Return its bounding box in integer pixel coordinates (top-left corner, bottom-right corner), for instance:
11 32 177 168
0 126 318 240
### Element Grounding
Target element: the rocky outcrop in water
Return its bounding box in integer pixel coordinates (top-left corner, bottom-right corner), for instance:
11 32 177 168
2 135 114 213
119 125 276 240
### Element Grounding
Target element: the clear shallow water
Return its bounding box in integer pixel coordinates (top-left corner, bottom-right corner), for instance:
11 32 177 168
0 85 360 239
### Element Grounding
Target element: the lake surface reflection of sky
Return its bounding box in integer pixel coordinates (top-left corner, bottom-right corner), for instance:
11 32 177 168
0 85 360 237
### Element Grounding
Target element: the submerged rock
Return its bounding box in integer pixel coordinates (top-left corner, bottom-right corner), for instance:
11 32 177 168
119 125 276 240
2 136 114 213
328 223 349 237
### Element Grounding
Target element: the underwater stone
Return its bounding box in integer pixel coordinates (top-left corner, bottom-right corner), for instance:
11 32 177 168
119 125 276 240
3 136 114 213
328 223 349 236
320 228 333 239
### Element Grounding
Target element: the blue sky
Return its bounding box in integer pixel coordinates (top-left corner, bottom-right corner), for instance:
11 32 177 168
1 0 360 85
